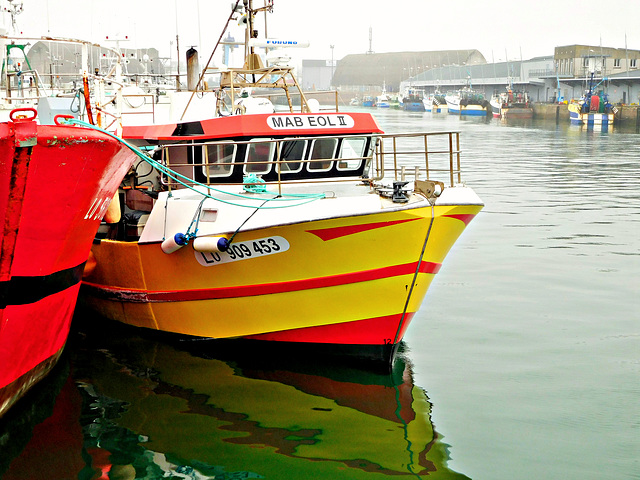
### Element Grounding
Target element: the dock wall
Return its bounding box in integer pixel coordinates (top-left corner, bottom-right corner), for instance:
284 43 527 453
532 103 569 121
533 103 640 126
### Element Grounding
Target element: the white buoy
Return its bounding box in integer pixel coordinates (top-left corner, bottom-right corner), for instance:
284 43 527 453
307 98 320 113
161 233 188 254
193 236 230 253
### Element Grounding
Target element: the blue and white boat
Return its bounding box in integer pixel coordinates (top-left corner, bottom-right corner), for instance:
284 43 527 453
446 87 489 116
376 85 390 108
567 72 616 127
423 89 447 113
362 95 375 107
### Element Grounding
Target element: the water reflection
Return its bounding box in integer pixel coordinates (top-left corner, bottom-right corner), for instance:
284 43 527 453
0 321 470 479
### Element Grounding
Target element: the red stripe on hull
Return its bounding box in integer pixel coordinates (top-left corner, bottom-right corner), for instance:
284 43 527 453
0 285 79 390
243 312 416 345
443 213 477 225
306 218 420 241
83 260 441 303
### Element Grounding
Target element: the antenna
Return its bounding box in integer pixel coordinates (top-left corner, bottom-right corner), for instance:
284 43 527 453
367 26 373 54
7 0 23 35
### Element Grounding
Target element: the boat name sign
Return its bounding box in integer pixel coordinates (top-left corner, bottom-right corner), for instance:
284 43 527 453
267 114 354 130
195 236 290 267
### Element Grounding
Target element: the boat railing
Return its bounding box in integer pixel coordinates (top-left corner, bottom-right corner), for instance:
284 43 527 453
374 131 462 187
260 90 340 112
0 35 126 129
156 131 463 194
119 92 158 122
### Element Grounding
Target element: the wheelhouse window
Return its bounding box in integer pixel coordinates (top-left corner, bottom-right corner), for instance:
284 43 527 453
276 139 306 173
337 136 368 171
244 140 274 174
202 142 236 178
308 137 337 171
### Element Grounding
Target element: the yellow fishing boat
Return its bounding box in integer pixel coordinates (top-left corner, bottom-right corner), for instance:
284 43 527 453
79 0 483 366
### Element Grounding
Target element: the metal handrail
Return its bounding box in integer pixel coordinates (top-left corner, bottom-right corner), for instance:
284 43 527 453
157 131 464 191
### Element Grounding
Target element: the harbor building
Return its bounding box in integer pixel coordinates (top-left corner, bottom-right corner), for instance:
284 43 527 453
330 50 486 95
301 58 337 91
317 44 640 106
400 44 640 105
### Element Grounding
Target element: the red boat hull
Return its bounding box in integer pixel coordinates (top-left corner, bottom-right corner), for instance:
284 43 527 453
0 112 135 417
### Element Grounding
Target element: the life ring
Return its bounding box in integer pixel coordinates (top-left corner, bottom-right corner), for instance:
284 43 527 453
122 86 146 108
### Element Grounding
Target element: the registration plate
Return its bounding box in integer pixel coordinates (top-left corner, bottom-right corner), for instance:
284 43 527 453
195 236 290 266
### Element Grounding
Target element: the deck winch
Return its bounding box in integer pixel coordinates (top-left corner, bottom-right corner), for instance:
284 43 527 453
392 181 410 203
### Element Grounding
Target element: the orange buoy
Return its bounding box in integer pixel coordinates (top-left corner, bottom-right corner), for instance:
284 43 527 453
104 192 121 224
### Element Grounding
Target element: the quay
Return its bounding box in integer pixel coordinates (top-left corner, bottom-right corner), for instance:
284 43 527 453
533 102 640 124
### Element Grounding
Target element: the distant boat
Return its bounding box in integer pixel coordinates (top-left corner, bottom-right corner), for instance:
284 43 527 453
401 88 425 112
568 72 616 126
376 89 390 108
423 89 447 113
362 95 375 107
490 93 503 117
376 95 390 108
446 87 489 116
491 82 533 119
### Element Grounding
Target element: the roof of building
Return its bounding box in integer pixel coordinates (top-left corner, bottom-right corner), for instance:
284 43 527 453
415 60 522 83
332 50 487 89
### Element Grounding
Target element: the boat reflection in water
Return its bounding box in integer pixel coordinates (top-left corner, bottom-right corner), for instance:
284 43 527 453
0 321 470 479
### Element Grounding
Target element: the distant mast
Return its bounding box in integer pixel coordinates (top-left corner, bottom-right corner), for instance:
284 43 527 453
1 0 23 35
367 26 374 54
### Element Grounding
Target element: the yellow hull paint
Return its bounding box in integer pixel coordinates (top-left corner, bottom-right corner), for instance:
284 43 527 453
82 204 481 343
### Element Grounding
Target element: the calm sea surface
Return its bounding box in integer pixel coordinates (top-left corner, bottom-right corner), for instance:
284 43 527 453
1 109 638 480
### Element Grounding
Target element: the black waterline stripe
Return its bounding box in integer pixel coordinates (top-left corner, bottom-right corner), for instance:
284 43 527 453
0 262 86 308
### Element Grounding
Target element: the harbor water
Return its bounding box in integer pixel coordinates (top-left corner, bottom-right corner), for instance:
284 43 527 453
1 109 638 480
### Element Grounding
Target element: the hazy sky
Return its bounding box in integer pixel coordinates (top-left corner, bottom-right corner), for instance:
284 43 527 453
10 0 640 64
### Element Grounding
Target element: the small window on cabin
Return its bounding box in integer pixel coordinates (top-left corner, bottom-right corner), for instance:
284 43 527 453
614 58 621 68
244 141 274 174
631 59 638 69
308 138 337 171
337 137 368 171
203 142 236 178
276 139 306 173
